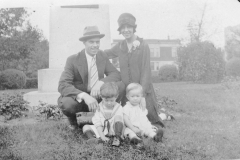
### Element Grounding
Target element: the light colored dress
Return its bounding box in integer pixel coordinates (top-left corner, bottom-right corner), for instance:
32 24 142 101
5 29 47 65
123 102 157 138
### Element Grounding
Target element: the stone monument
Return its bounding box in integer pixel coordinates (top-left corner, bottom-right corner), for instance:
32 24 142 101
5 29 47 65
24 4 111 106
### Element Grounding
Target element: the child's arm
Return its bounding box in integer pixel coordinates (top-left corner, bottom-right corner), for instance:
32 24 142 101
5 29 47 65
123 114 141 136
92 110 109 142
96 126 109 142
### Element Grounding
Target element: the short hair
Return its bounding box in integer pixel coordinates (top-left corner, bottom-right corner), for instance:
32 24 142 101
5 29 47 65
118 25 137 34
126 83 143 96
100 82 119 98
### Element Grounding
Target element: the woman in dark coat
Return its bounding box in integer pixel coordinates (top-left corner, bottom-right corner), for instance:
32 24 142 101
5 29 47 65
104 13 164 128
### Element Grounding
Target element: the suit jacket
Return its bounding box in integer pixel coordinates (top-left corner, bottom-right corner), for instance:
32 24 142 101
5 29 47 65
58 49 121 100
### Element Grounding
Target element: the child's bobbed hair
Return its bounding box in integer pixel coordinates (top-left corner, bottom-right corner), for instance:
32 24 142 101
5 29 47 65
126 83 143 96
100 82 119 98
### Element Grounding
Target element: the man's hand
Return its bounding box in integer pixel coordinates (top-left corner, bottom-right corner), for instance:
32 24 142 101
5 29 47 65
90 81 104 99
132 127 142 137
82 93 99 112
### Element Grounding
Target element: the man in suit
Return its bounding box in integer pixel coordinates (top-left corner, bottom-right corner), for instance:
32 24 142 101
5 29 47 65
58 26 124 130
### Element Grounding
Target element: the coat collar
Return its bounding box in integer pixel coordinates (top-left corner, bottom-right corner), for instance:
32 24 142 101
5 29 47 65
77 49 105 85
77 49 88 85
119 36 143 53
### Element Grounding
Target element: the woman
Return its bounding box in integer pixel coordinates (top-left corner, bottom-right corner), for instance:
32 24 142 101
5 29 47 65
104 13 164 128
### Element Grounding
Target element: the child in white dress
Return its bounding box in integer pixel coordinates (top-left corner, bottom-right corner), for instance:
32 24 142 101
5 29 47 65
83 82 124 147
123 83 163 145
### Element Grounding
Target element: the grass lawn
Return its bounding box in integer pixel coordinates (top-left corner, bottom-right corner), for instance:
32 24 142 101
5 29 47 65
1 82 240 160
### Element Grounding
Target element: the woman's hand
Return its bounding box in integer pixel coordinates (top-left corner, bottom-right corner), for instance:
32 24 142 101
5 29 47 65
140 97 146 111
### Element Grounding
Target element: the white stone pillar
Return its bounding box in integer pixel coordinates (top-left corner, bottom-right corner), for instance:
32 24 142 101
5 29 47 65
24 4 111 106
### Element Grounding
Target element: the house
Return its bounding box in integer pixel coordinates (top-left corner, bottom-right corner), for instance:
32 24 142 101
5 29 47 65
111 38 181 75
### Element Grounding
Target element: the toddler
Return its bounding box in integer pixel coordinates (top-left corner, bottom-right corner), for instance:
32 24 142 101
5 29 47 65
83 82 124 147
123 83 163 145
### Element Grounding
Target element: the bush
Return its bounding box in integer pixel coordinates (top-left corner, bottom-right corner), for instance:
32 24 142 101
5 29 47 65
0 71 3 90
0 69 26 89
25 78 38 89
177 41 225 83
35 101 63 120
221 76 240 90
226 58 240 77
158 64 178 81
0 92 29 120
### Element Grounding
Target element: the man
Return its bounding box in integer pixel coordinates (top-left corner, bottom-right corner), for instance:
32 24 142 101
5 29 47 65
58 26 124 130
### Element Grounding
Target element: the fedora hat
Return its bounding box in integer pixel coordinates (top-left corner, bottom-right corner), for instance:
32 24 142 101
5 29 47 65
117 13 137 31
79 26 105 41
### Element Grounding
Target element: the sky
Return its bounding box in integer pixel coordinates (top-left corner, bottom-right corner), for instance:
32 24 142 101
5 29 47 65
1 0 240 48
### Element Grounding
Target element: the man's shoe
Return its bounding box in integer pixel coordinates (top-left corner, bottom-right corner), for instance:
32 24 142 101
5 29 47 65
86 138 101 144
112 136 121 147
153 128 164 142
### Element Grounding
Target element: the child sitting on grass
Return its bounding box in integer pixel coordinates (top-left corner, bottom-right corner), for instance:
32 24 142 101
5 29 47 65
83 82 124 147
123 83 164 146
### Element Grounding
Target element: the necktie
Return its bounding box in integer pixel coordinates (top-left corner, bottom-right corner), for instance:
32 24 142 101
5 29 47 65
90 56 98 89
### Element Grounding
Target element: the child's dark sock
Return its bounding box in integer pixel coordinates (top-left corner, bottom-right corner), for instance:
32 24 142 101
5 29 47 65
153 128 164 142
114 121 123 137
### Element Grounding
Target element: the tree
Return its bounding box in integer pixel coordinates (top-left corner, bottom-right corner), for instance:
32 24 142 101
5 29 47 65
177 41 225 83
225 26 240 60
0 8 49 77
187 3 207 43
26 39 49 77
0 8 28 37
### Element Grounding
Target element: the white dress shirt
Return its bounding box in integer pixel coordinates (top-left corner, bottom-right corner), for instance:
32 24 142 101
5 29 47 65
76 51 97 103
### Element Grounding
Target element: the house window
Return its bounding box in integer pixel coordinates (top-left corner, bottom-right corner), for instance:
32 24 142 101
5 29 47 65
172 47 177 57
155 48 160 57
154 62 159 70
160 47 172 58
150 62 154 70
150 48 154 57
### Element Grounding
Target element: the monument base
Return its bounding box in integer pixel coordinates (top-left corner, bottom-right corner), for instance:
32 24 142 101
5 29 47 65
24 68 63 107
24 91 60 107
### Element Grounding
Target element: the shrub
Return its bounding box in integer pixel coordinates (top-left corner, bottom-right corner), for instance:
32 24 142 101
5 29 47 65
35 101 63 120
158 64 178 81
0 92 29 121
25 78 38 89
221 76 240 90
226 58 240 77
0 69 26 89
177 41 225 83
0 71 3 90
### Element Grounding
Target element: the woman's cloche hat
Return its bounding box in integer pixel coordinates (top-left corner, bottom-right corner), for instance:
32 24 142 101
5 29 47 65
79 26 105 41
117 13 137 31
